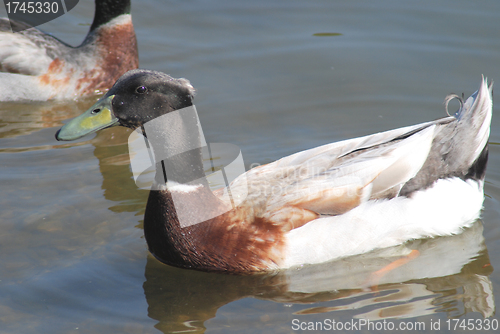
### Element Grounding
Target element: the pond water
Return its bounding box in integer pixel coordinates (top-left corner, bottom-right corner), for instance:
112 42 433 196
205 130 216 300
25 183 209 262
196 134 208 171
1 0 500 333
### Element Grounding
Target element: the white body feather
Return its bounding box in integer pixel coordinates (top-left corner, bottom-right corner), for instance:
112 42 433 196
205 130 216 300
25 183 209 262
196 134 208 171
283 177 483 268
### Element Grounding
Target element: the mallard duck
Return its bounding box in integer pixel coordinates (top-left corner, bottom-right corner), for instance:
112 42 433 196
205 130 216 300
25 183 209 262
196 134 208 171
56 69 493 273
0 0 138 101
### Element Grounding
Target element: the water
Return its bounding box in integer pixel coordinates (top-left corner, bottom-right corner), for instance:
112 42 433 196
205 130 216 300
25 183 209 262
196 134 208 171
1 0 500 333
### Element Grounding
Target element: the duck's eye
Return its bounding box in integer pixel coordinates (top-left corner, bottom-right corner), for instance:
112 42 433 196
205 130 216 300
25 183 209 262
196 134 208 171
91 108 101 114
136 86 147 94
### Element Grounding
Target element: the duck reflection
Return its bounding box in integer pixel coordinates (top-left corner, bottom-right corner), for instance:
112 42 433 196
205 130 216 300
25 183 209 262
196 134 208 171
91 127 150 215
141 221 494 332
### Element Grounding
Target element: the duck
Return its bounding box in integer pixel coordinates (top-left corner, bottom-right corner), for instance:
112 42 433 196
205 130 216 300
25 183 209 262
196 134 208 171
0 0 138 101
56 69 493 273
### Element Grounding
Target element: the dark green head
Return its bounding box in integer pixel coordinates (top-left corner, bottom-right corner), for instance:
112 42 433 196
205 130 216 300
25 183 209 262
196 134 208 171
55 69 195 141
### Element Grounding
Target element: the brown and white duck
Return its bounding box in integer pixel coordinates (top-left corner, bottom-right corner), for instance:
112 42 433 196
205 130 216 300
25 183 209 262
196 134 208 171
0 0 138 101
56 69 493 273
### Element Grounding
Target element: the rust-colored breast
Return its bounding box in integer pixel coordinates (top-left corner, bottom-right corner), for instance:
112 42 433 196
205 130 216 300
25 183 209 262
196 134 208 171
145 188 288 273
187 209 287 272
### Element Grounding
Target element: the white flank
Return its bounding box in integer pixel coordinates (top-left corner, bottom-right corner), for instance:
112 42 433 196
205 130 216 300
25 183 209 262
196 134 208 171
0 73 53 101
282 177 484 268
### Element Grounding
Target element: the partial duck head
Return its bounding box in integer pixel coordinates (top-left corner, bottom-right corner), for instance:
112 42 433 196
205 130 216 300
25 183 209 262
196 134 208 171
55 69 195 140
56 68 204 191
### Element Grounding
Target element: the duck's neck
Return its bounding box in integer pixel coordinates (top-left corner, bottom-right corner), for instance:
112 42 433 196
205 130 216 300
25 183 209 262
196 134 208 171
141 106 247 270
144 106 208 189
90 0 132 32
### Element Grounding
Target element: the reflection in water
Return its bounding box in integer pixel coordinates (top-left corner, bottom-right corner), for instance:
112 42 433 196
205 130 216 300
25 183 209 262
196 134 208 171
142 221 494 333
0 97 101 140
91 127 150 215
